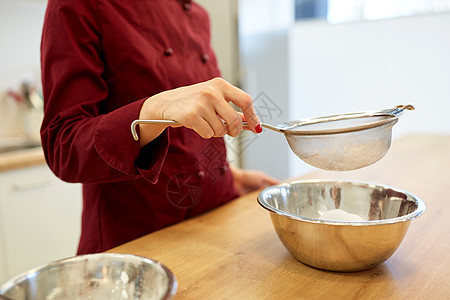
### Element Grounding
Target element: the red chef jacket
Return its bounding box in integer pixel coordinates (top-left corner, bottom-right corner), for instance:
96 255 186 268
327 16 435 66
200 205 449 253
41 0 239 254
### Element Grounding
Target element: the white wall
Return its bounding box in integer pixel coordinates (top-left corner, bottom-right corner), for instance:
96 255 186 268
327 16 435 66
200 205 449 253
0 0 46 90
0 0 47 140
237 0 294 180
195 0 240 86
288 13 450 178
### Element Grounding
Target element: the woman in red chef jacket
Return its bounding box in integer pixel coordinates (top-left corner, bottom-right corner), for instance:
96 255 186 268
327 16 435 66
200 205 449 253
40 0 278 254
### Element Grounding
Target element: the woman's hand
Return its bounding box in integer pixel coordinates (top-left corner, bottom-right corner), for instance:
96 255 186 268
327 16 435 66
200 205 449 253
230 165 280 196
138 78 262 146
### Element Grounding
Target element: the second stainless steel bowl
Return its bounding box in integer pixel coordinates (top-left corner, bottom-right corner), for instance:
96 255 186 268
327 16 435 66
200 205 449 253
0 253 177 300
258 180 426 272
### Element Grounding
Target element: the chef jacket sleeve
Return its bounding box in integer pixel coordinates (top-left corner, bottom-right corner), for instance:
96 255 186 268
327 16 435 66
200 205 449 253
40 0 168 184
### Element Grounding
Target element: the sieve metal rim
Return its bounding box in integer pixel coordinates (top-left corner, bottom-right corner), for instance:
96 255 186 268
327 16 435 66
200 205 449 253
281 114 399 136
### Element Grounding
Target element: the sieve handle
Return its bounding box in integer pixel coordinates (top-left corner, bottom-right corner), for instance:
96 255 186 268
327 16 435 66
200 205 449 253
131 119 177 141
130 119 280 141
374 104 415 117
240 121 283 133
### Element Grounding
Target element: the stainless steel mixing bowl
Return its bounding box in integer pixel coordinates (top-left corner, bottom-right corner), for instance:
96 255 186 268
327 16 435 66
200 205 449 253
257 180 426 272
0 253 177 300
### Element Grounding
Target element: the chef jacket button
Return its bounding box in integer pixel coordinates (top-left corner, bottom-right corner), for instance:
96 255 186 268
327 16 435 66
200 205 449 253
201 53 209 63
183 2 191 11
220 165 229 174
197 170 206 179
164 48 174 56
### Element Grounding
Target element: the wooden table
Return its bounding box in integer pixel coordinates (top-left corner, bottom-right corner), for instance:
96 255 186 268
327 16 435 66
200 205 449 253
0 147 45 171
110 134 450 299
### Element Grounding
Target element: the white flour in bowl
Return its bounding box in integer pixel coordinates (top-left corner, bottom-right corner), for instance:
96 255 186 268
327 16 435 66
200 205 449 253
319 209 364 222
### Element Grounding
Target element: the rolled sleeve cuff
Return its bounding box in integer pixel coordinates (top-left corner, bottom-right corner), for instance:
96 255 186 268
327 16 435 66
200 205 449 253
94 98 169 183
136 129 170 184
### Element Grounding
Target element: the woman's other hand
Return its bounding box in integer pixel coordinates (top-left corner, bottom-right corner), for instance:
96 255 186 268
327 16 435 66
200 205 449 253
138 78 262 146
230 165 280 196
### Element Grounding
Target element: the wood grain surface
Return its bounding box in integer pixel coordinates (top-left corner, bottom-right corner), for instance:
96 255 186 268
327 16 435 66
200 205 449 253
110 134 450 299
0 147 45 172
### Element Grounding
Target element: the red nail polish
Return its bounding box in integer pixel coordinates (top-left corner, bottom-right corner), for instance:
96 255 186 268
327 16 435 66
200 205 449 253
255 124 262 133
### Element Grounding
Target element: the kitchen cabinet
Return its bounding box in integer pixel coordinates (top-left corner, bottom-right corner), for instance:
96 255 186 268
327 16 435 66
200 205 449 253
0 163 82 284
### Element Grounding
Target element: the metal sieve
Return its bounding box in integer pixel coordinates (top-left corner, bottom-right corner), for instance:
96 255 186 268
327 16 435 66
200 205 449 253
131 104 414 171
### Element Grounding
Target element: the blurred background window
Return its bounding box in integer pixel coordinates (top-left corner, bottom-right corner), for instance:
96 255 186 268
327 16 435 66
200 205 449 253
295 0 450 23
